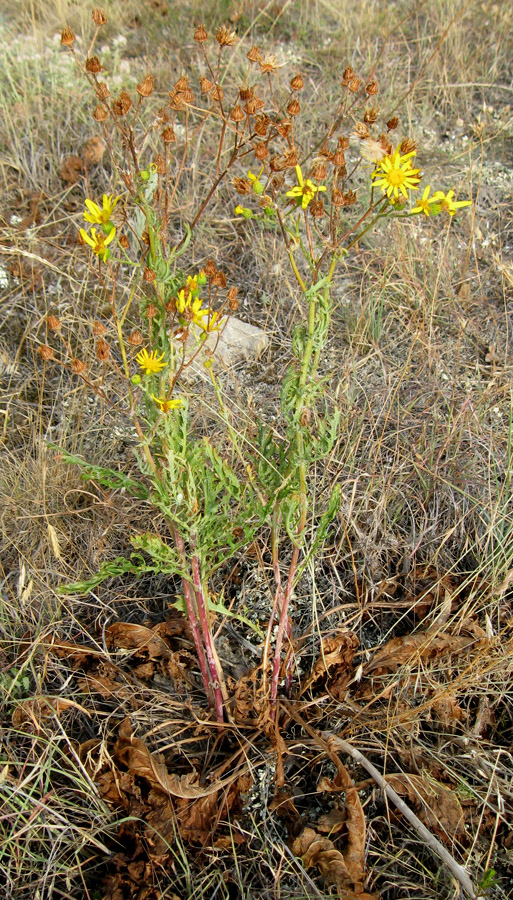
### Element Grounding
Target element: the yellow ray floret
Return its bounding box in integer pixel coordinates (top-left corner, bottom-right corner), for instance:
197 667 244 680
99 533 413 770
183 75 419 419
79 226 116 261
135 348 167 374
432 190 471 216
372 149 421 200
83 194 120 226
286 165 327 209
411 185 440 216
152 394 183 412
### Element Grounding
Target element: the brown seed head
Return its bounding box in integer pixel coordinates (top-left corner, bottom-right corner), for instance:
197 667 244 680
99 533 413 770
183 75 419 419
46 315 61 331
319 144 334 161
364 106 379 124
400 137 417 155
275 120 291 138
259 53 282 74
153 154 166 174
254 114 270 136
290 74 304 91
38 344 55 361
92 321 107 336
181 89 195 104
379 134 393 155
204 259 217 277
71 358 86 374
366 80 379 95
387 116 399 131
165 298 176 314
93 104 108 122
212 270 226 288
286 98 301 117
127 330 143 347
230 104 245 123
174 76 189 92
162 126 176 143
168 91 185 111
332 149 346 167
344 190 357 205
349 77 362 93
239 86 254 102
338 136 350 150
92 8 107 25
233 177 251 195
310 161 327 180
119 234 130 249
61 27 76 47
137 74 155 97
143 267 156 282
200 77 214 94
332 189 344 207
270 155 287 172
210 84 223 103
309 198 325 218
353 122 369 139
95 340 110 362
86 56 102 74
145 303 158 319
246 45 261 62
194 24 208 42
255 142 269 161
282 148 299 168
112 91 132 116
216 25 237 46
96 82 110 100
341 65 355 85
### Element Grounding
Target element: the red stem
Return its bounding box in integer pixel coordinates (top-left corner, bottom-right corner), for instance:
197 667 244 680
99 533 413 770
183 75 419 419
191 554 224 723
172 527 211 703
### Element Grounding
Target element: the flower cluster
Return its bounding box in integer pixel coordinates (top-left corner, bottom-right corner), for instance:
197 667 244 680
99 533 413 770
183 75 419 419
80 194 120 262
174 273 223 333
371 146 471 217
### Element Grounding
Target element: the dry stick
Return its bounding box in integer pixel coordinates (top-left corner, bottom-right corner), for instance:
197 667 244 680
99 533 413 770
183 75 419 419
281 700 482 900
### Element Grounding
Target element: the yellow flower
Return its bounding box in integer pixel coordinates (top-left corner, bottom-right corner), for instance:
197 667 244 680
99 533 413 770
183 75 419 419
79 226 116 261
175 289 208 328
372 149 421 200
197 310 223 332
286 165 327 209
235 205 253 218
84 194 120 226
432 189 471 217
247 167 265 195
152 394 183 412
135 348 167 374
411 185 439 216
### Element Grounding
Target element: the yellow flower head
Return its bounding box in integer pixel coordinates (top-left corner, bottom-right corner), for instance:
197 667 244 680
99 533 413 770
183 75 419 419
432 189 471 217
79 226 116 261
135 348 167 374
83 194 120 226
372 149 421 200
286 165 327 209
151 394 183 413
411 185 440 216
197 309 224 332
247 167 265 196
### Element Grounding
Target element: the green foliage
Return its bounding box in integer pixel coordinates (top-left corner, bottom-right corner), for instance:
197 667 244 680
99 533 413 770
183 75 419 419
52 447 149 499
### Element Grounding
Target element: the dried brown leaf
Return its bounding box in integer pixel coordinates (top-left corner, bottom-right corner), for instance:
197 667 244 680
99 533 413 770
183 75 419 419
59 154 84 183
317 761 366 887
12 696 90 727
364 631 474 676
386 773 466 842
301 631 359 696
106 622 172 659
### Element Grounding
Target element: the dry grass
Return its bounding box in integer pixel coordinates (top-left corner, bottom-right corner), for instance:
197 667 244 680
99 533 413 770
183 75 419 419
1 1 513 898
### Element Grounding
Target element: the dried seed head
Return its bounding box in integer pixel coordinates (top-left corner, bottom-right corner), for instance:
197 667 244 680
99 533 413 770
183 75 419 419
145 303 158 319
96 82 110 100
254 114 270 136
230 104 245 123
200 77 214 94
212 270 226 288
270 155 286 172
181 89 195 104
71 357 86 373
153 153 166 174
239 86 254 101
38 344 55 360
344 189 357 205
174 76 189 92
290 73 304 91
275 120 291 138
137 74 155 97
309 198 325 218
194 24 208 42
127 330 143 346
366 80 379 95
259 53 282 74
210 84 224 103
95 340 110 362
386 116 399 131
364 106 379 124
246 45 261 62
379 134 393 155
310 161 327 180
286 98 300 117
143 267 156 282
353 122 369 139
244 97 259 116
341 65 355 85
216 25 237 46
400 137 417 155
348 77 362 93
227 287 239 310
46 315 61 331
86 56 102 74
338 136 350 150
319 144 334 161
92 8 107 25
254 142 269 160
112 91 132 116
282 148 299 168
61 26 76 47
270 174 285 190
332 189 344 207
332 149 346 167
92 320 107 336
204 259 217 277
162 126 176 143
165 298 176 314
119 234 130 249
233 177 252 194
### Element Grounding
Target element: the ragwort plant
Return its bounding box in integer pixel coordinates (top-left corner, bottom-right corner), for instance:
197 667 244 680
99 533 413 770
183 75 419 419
41 9 471 723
